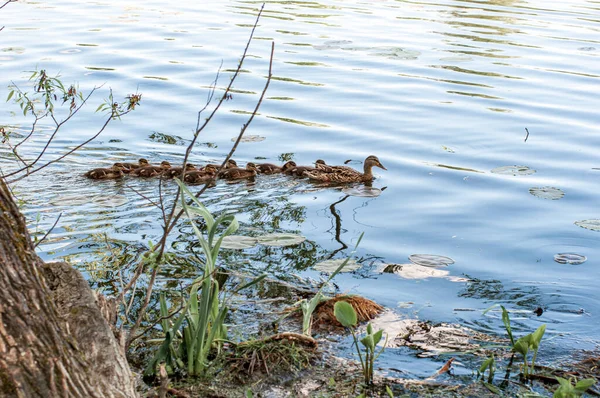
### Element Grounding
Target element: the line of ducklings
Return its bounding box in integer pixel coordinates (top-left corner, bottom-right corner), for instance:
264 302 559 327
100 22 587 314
84 155 386 184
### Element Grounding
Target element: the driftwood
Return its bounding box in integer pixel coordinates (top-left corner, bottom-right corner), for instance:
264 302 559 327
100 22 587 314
0 177 137 397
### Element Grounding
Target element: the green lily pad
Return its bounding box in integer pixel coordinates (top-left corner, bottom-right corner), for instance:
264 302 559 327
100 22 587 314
219 235 258 250
575 219 600 232
554 253 586 265
234 135 266 143
342 186 382 197
491 165 536 176
50 194 91 206
256 233 306 247
409 254 454 267
529 186 564 200
314 258 360 273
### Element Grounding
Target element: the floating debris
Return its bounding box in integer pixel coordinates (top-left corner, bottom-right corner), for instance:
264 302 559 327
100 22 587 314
234 134 266 143
409 254 455 267
314 258 360 273
220 235 258 250
491 165 536 176
575 219 600 232
383 263 449 279
529 186 564 200
256 233 306 247
554 253 587 265
341 186 382 198
371 312 495 355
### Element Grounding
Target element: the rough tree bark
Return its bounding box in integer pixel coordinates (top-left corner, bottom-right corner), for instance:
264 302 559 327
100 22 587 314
0 177 137 398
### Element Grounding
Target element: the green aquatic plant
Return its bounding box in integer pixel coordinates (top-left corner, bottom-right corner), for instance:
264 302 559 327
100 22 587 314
477 354 496 384
334 300 387 386
501 306 546 378
145 180 265 377
553 376 595 398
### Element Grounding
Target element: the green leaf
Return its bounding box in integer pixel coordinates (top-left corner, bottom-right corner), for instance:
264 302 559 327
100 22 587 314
6 90 14 102
333 301 357 327
555 377 571 388
574 378 595 392
386 385 393 398
501 306 514 346
360 334 375 351
530 324 546 350
482 382 500 394
513 335 530 357
372 329 383 346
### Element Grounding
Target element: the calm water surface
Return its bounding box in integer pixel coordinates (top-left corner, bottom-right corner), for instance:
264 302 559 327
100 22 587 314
2 0 599 376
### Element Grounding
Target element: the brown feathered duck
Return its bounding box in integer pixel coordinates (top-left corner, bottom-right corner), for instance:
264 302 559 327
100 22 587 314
218 162 258 180
113 158 149 174
132 161 172 177
85 164 124 180
256 161 297 174
303 155 386 183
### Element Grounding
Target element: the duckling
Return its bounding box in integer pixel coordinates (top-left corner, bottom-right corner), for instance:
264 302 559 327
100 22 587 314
163 163 197 179
85 164 124 180
256 161 297 174
113 158 149 173
132 161 171 177
182 165 218 184
304 155 386 183
202 159 238 171
218 162 258 180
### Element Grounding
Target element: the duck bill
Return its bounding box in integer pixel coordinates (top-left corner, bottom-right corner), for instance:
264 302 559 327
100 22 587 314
378 162 387 170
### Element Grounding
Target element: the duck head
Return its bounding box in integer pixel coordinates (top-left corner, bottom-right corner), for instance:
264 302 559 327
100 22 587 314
364 155 386 171
282 161 297 172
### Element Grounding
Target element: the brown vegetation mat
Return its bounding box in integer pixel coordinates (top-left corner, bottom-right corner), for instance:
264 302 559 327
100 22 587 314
313 295 384 329
228 332 320 377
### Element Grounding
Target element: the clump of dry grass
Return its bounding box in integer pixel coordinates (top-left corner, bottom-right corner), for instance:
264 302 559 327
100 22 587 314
229 333 319 376
313 295 383 329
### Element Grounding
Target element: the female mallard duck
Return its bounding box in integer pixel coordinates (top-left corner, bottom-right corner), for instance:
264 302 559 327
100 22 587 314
183 165 218 184
218 162 258 180
132 161 171 177
256 161 297 174
304 155 386 183
85 164 124 180
113 158 149 173
163 163 197 179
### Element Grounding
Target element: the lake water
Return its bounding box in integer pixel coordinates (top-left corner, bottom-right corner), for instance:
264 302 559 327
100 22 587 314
1 0 599 378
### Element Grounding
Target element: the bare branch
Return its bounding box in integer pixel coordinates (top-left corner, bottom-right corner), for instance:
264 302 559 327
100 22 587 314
7 107 135 183
3 86 101 179
124 184 162 211
33 212 62 249
0 0 16 10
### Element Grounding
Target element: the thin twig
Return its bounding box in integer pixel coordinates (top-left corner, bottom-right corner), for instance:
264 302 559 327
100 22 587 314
7 107 134 183
3 86 101 178
0 0 16 10
33 212 62 248
124 184 162 210
524 127 530 142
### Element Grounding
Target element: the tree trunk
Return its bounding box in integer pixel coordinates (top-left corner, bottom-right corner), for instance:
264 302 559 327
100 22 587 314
0 178 137 398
